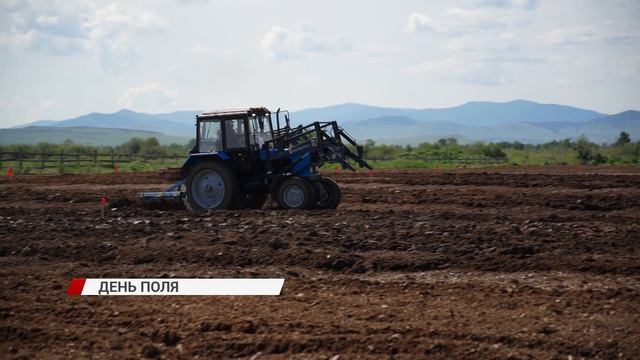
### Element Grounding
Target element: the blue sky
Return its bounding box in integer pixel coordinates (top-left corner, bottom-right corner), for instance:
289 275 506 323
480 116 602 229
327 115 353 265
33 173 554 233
0 0 639 127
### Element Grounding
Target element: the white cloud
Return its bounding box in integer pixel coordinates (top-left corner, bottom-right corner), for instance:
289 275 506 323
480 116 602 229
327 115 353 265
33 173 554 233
0 96 58 124
405 4 542 86
403 57 512 86
83 3 161 39
351 43 403 63
35 15 59 26
84 3 163 73
448 33 547 63
118 82 178 111
407 8 519 35
190 43 213 55
538 26 640 47
477 0 538 9
40 99 57 109
261 23 351 61
0 1 163 73
0 97 30 112
174 0 210 5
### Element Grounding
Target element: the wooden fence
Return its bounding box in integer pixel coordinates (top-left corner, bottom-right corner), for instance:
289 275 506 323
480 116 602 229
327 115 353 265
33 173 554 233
0 151 182 173
0 151 508 174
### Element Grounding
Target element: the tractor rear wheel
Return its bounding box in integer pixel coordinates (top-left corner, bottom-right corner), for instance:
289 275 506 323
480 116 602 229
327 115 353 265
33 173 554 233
184 161 238 211
277 177 314 210
313 177 341 209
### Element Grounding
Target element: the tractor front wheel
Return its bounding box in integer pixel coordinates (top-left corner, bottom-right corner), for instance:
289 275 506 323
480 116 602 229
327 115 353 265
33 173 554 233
184 161 238 211
277 177 314 210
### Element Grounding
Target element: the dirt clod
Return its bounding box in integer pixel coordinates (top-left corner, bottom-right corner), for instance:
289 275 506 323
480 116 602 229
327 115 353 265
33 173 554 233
142 345 160 358
162 331 180 346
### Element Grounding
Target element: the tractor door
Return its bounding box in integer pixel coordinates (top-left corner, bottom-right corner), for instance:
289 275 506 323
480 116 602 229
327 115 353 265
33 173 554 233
223 117 253 174
248 114 270 150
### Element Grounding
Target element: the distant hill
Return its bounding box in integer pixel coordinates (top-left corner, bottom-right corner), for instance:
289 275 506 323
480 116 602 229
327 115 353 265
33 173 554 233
412 100 604 125
345 116 465 140
578 111 640 143
292 103 420 125
0 126 191 146
292 100 605 126
346 117 561 144
15 109 199 137
148 111 200 127
341 110 638 145
291 100 635 144
4 101 638 145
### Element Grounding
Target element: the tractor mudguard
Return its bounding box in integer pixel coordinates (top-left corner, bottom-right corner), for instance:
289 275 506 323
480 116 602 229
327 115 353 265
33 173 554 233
179 151 230 179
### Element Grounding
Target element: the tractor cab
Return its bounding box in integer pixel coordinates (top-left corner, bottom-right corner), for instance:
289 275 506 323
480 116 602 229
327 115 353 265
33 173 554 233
194 107 290 154
193 107 295 177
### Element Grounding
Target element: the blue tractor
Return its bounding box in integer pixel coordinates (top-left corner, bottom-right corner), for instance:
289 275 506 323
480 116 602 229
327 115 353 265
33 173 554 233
139 107 371 211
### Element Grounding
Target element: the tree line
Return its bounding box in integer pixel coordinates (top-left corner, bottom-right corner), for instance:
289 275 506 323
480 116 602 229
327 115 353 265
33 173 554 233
0 137 196 156
362 132 639 165
1 132 638 165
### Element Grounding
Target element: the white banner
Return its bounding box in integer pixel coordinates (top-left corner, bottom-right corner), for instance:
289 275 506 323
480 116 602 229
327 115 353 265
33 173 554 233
67 278 285 296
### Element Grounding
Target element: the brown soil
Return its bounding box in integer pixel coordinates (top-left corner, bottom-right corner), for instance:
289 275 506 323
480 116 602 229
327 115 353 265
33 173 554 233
1 166 639 359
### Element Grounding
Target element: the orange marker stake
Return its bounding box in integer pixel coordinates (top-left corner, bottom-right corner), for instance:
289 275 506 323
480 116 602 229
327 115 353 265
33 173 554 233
113 164 118 174
100 197 107 217
7 167 14 178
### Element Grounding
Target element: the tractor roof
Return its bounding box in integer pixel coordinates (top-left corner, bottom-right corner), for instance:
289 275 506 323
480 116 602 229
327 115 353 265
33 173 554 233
197 107 270 119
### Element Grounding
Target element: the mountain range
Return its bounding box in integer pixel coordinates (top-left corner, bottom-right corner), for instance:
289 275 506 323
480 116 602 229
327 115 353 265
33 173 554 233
2 100 638 146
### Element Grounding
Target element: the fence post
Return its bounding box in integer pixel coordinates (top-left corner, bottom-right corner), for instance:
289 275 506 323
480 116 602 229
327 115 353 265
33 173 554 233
18 154 23 173
40 153 45 171
93 150 98 167
110 150 115 167
59 150 64 173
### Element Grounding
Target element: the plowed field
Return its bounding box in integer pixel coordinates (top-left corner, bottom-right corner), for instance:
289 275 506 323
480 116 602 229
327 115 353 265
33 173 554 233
1 166 639 359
